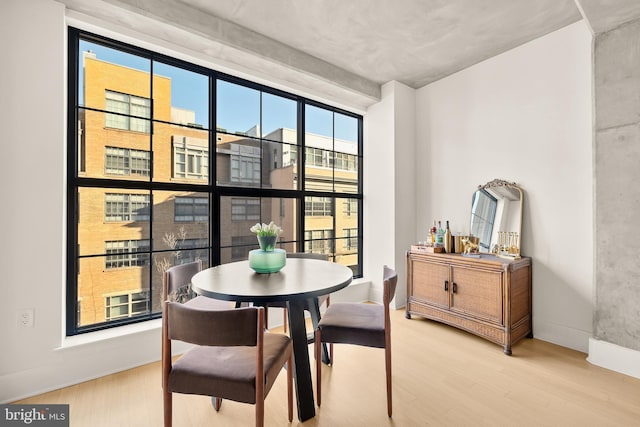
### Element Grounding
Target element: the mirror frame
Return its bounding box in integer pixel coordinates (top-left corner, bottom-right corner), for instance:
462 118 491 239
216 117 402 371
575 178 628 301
473 179 523 259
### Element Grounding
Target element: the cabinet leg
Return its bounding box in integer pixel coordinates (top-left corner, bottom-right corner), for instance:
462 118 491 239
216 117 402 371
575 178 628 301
527 331 534 339
503 346 512 356
405 311 411 319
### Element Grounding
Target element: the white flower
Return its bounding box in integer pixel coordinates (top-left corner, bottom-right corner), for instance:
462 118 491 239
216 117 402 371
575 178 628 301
249 221 283 236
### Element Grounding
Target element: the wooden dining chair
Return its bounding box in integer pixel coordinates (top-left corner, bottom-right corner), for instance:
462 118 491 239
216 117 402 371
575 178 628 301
161 260 236 411
162 302 293 427
162 260 231 309
265 253 331 333
315 265 398 417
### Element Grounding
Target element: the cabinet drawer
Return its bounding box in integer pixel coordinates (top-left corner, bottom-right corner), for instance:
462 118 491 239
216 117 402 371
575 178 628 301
411 259 449 309
450 266 502 324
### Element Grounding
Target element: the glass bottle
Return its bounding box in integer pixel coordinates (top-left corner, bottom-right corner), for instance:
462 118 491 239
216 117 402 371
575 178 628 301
431 220 437 246
444 220 452 253
435 221 444 248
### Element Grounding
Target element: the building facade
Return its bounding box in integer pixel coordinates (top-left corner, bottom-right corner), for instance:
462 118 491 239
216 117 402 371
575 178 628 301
73 45 360 329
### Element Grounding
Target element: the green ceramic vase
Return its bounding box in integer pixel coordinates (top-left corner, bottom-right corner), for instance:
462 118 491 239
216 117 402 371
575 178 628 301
257 235 277 252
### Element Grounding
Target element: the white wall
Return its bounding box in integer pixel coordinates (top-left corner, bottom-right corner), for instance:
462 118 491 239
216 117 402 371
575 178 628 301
2 0 67 399
363 81 416 307
363 83 396 302
1 1 186 402
414 21 594 352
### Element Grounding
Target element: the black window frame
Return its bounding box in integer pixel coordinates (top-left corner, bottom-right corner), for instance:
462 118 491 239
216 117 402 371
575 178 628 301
66 28 363 336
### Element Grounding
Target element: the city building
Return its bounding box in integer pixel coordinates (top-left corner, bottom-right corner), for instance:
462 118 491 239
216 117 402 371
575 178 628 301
75 52 359 327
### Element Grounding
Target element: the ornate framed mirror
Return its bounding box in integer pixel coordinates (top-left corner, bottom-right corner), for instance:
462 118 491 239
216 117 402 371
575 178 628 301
470 179 523 259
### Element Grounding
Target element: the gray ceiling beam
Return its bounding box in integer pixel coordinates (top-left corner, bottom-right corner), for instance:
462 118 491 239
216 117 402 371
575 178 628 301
62 0 381 107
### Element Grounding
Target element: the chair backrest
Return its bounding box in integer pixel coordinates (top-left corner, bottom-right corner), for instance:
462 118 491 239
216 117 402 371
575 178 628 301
382 265 398 308
167 303 262 347
162 304 268 411
163 260 202 300
286 252 328 261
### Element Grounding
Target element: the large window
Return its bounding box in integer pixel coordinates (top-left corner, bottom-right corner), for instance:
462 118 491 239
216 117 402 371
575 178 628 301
67 29 363 335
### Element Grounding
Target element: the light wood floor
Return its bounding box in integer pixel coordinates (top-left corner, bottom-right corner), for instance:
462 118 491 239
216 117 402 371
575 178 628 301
15 309 640 426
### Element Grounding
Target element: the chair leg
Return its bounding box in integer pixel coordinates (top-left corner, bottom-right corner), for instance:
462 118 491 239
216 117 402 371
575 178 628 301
326 296 332 363
212 397 222 411
256 398 264 427
287 354 293 422
163 390 172 427
315 329 322 407
283 308 288 334
385 345 392 417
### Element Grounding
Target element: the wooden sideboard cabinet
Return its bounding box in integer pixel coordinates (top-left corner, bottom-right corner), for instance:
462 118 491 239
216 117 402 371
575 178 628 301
406 250 532 355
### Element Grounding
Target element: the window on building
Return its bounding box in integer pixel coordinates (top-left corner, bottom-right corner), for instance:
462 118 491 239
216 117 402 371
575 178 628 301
105 239 150 269
105 290 150 320
344 198 358 216
304 230 334 254
105 90 151 133
177 238 210 264
305 147 331 168
105 146 151 176
305 196 333 216
174 196 208 222
173 138 208 180
230 144 261 185
105 193 150 221
343 228 358 250
334 152 357 171
68 29 362 335
231 198 260 221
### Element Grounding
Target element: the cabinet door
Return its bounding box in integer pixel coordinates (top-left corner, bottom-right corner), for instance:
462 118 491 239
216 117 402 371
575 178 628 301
411 259 450 309
450 266 502 324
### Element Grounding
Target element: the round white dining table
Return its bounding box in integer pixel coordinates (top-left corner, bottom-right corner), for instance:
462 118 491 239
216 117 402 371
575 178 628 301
191 258 353 421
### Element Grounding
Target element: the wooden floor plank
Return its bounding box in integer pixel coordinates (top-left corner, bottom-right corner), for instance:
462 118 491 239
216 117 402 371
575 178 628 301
14 309 640 426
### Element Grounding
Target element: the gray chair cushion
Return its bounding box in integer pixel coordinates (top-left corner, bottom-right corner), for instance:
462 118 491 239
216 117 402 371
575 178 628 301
317 302 385 348
169 332 291 404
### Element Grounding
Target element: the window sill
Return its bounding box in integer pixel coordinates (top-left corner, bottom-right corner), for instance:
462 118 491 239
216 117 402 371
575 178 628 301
57 318 161 350
58 279 367 351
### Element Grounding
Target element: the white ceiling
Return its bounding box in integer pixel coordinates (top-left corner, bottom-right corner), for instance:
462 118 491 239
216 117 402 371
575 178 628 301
62 0 640 108
176 0 582 88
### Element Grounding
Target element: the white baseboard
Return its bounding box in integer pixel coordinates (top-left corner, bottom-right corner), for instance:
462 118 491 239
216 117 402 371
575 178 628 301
588 337 640 379
532 321 591 353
